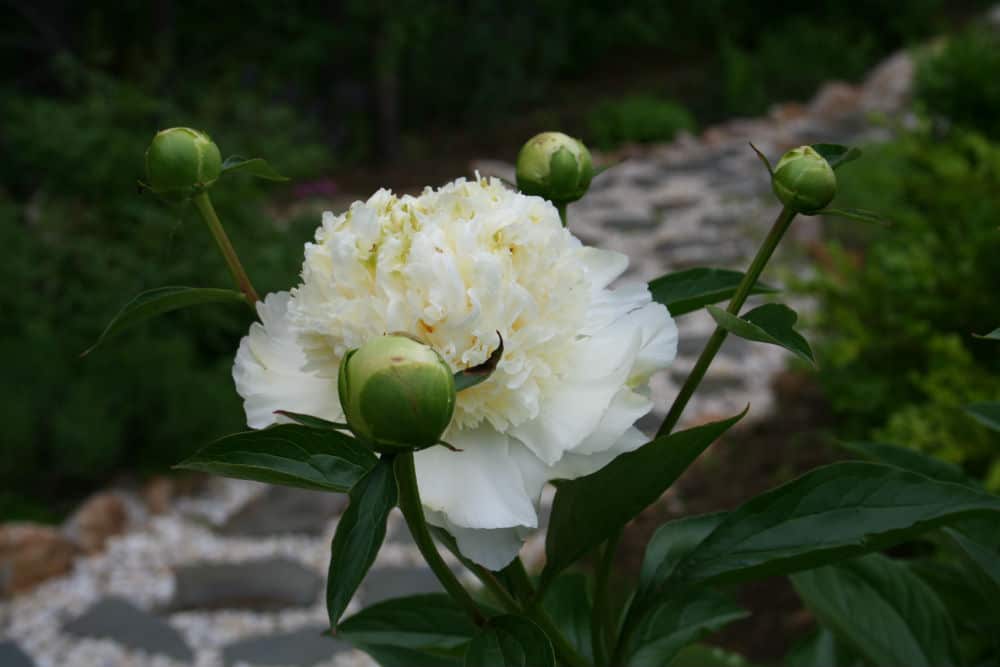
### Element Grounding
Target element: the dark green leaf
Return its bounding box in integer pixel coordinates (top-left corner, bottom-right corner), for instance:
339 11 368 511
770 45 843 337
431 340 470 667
454 334 504 392
672 461 1000 587
815 207 891 226
974 327 1000 340
176 425 376 492
362 644 465 667
785 628 862 667
966 402 1000 431
464 615 554 667
942 521 1000 608
649 268 777 317
792 554 961 667
749 142 773 176
707 304 814 364
540 574 593 665
221 155 289 181
627 590 747 667
274 410 351 431
327 457 398 628
811 143 861 170
837 441 975 487
339 594 477 650
543 411 744 586
670 644 754 667
908 557 998 629
83 286 246 356
638 512 725 600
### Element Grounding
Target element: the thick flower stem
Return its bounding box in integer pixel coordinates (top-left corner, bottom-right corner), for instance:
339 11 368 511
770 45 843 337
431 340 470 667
192 191 260 307
655 205 797 438
393 452 486 626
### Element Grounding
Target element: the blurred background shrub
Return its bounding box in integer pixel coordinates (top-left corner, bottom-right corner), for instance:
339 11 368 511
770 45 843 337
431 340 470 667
0 0 991 518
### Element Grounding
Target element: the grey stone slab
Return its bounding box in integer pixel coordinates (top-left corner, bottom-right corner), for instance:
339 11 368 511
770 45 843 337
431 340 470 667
0 642 36 667
602 215 659 232
221 486 348 537
168 557 321 611
361 565 444 605
221 626 349 666
64 597 193 661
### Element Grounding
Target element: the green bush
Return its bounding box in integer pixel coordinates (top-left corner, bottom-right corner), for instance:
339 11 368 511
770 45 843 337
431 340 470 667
586 96 695 150
0 66 329 519
914 26 1000 139
808 128 1000 485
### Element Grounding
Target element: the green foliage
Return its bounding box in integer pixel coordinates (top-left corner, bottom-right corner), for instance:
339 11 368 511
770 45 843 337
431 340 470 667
648 268 777 318
465 615 555 667
586 96 695 150
808 128 1000 485
707 303 814 364
915 26 1000 139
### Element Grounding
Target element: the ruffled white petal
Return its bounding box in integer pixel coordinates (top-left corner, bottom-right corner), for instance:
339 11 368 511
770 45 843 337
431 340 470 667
232 292 342 429
553 426 648 480
425 509 531 571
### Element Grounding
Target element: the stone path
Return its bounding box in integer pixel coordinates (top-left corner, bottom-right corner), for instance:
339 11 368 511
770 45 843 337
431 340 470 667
0 51 914 667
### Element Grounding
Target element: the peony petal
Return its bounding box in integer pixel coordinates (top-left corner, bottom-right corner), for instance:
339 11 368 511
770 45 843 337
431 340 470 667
580 246 629 291
572 387 653 456
626 301 679 382
414 427 539 531
425 509 530 571
552 426 648 480
232 292 342 429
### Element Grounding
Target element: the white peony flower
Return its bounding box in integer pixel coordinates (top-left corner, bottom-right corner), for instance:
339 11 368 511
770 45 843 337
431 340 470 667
233 176 677 569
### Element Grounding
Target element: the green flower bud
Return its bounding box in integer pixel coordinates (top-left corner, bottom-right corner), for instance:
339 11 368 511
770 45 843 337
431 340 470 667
771 145 837 214
516 131 594 204
144 127 222 200
338 335 456 451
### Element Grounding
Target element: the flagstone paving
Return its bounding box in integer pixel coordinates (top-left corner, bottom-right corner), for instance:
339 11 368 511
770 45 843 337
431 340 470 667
0 50 914 667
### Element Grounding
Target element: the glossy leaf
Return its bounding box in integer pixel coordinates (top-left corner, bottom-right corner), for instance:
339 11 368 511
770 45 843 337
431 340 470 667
540 573 593 665
362 644 465 667
670 644 754 667
327 457 397 628
627 590 748 667
221 155 289 181
638 512 725 600
649 268 777 317
942 519 1000 608
837 441 975 487
543 411 744 586
339 594 477 650
786 628 861 667
708 304 814 364
83 286 245 356
454 334 504 392
464 615 554 667
792 554 961 667
815 207 891 226
966 402 1000 431
811 143 861 170
671 461 1000 587
274 410 350 431
176 424 376 492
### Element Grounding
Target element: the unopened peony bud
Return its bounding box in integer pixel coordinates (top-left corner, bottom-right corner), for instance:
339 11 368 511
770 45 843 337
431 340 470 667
516 131 594 205
144 127 222 200
771 145 837 214
338 335 456 451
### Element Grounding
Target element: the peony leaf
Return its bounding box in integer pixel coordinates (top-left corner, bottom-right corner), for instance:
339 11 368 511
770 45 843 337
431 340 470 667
542 411 744 587
83 286 246 356
327 456 397 629
836 441 976 487
707 303 814 364
176 424 376 493
339 594 477 650
671 462 1000 588
274 410 351 431
810 143 861 170
454 333 504 392
671 644 756 667
626 590 748 667
942 522 1000 607
360 644 465 667
749 142 774 176
637 512 726 602
464 615 554 667
649 268 777 317
541 574 594 665
221 155 290 181
791 554 961 667
785 628 861 667
814 207 891 226
966 402 1000 431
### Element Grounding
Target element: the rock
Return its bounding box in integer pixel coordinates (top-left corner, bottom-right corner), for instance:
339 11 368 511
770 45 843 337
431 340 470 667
221 486 348 537
64 596 194 661
807 82 862 121
0 641 37 667
0 522 78 595
361 565 443 605
168 557 322 611
221 626 349 666
860 51 914 115
143 476 174 515
62 492 128 554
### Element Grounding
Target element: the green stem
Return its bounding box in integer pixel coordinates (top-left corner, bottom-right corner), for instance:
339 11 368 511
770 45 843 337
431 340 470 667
505 558 590 667
466 563 522 615
393 452 486 626
556 201 568 226
655 206 797 438
192 191 260 307
592 529 620 665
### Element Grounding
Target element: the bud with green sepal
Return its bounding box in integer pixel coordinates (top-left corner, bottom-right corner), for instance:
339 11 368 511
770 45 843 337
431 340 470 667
771 145 837 214
516 131 594 224
338 334 457 452
143 127 223 201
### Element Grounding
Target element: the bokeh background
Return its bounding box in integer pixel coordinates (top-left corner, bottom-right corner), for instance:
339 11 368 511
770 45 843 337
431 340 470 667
3 2 1000 662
